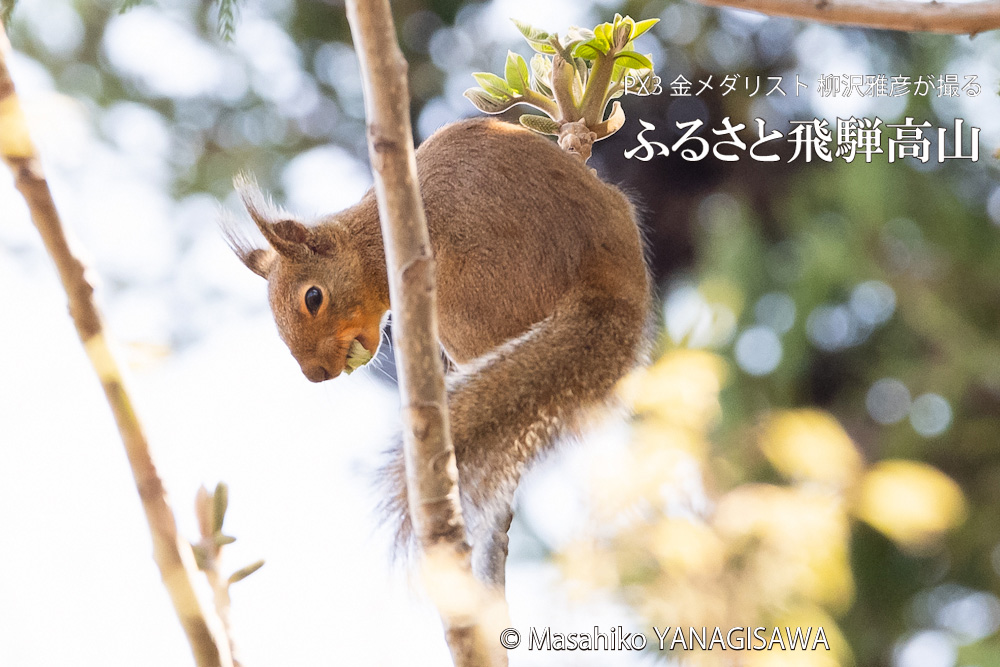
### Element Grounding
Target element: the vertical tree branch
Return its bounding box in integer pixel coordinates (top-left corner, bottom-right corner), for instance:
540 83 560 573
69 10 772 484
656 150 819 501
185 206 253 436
0 23 233 667
344 2 503 665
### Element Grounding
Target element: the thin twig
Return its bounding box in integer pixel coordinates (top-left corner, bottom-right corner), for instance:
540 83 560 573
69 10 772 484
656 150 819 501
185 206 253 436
343 1 504 665
194 484 251 667
686 0 1000 35
0 22 234 667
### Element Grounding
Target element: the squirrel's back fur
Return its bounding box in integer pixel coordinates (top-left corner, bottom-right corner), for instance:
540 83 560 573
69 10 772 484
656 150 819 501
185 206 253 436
408 118 650 364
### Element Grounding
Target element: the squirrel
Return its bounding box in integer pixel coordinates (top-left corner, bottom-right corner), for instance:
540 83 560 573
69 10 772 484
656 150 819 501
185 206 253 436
223 117 651 586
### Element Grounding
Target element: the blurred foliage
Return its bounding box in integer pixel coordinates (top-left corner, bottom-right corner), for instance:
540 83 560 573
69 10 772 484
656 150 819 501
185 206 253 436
3 0 1000 665
576 351 974 665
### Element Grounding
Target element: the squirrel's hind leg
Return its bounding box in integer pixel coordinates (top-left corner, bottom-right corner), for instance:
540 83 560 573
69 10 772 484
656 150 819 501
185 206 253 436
379 285 649 589
448 286 650 587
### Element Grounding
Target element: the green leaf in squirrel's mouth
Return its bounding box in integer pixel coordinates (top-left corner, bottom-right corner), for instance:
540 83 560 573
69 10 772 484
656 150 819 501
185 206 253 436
344 339 373 375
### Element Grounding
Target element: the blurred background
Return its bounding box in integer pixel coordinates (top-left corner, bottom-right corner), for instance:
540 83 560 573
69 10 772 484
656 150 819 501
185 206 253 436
1 0 999 665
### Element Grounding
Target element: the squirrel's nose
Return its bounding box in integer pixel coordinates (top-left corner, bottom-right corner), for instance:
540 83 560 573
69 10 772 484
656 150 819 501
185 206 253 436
302 364 332 383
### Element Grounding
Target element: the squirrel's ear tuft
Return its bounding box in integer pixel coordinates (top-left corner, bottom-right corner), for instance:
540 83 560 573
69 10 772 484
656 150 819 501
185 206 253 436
232 172 337 258
234 173 308 258
219 209 276 278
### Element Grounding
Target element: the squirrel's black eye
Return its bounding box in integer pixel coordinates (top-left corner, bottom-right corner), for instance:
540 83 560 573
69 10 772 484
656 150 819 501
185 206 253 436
304 286 323 315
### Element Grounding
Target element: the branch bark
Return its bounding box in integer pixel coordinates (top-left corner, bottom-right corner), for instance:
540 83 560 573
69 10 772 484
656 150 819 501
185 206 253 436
0 23 234 667
686 0 1000 35
344 1 504 665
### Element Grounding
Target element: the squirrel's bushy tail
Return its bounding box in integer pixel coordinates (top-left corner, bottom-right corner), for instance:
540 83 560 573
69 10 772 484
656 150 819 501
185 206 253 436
380 279 650 571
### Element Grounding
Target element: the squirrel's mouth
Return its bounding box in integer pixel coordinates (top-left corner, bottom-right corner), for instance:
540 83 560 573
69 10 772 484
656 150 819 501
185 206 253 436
344 338 374 375
300 329 381 383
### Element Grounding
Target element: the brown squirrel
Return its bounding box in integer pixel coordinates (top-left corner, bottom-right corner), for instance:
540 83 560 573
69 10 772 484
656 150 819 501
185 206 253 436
223 117 651 586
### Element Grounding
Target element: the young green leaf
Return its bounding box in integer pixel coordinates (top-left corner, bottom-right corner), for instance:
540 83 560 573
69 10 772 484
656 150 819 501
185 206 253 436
530 54 553 97
464 88 520 114
531 78 553 98
504 51 530 95
229 560 265 584
213 482 228 534
630 17 659 40
573 40 604 61
472 72 516 99
563 25 595 50
594 21 614 48
613 50 653 70
519 114 561 135
511 18 557 54
612 17 635 50
344 339 373 375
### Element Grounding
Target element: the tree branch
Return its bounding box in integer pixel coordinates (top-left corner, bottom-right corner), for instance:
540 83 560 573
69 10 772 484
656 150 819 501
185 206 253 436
686 0 1000 35
0 22 234 667
343 1 505 665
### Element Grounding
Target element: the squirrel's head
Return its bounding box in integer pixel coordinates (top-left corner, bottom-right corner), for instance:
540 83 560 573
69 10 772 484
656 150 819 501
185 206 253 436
222 175 384 382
